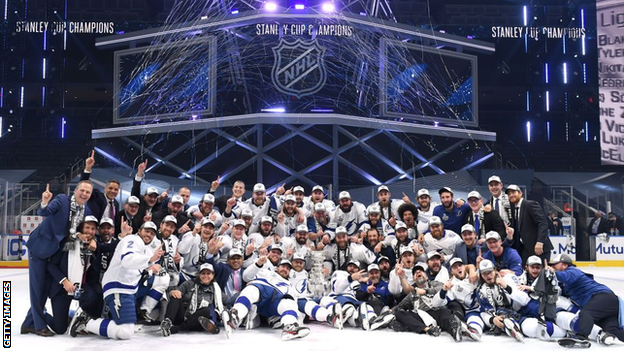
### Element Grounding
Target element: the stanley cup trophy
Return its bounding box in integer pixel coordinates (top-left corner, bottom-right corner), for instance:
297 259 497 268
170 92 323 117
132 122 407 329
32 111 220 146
308 251 329 299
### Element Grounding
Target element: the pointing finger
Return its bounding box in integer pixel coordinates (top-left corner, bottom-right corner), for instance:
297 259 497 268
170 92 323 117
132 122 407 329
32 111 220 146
46 183 50 192
90 150 95 158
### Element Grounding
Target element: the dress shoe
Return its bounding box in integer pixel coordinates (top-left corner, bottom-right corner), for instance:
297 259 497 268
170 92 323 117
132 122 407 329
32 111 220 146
20 326 36 335
35 329 55 337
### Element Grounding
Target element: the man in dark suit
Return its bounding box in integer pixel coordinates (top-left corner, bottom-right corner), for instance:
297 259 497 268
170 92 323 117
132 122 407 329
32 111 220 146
80 150 120 222
23 180 93 336
131 159 162 221
547 212 564 236
114 195 143 235
207 247 246 307
463 191 506 244
207 175 247 214
152 195 191 235
506 184 553 265
587 211 609 236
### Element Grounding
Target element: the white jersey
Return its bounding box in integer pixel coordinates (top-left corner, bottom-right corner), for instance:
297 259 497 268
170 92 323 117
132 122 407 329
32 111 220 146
217 233 248 263
303 197 336 216
422 230 463 262
432 275 479 311
177 232 209 277
249 269 296 296
367 199 404 220
322 242 376 272
186 205 224 229
359 218 395 246
290 269 311 298
102 235 152 298
234 196 276 233
388 266 415 295
417 202 439 234
330 270 359 299
242 258 278 282
275 212 301 238
328 202 367 238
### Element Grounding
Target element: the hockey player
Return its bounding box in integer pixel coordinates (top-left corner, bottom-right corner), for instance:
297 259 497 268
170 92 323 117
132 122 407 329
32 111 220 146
186 194 223 229
359 205 395 247
388 246 418 296
424 251 450 283
178 218 216 281
160 263 222 336
389 222 420 263
397 203 419 240
310 203 333 243
433 187 471 234
303 185 336 216
480 231 523 276
415 189 437 235
362 227 395 265
242 244 284 281
321 226 376 273
158 215 181 287
282 224 313 264
422 216 463 263
391 262 466 341
355 263 395 329
219 219 248 261
368 185 405 225
326 191 366 240
275 194 306 238
222 259 310 340
70 221 165 340
474 259 528 342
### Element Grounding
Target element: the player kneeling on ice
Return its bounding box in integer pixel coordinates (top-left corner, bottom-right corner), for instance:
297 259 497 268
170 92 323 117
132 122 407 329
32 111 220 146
160 263 223 336
70 221 164 340
222 258 310 340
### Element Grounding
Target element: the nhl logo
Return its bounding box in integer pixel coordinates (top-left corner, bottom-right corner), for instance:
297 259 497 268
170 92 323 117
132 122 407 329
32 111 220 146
271 39 327 98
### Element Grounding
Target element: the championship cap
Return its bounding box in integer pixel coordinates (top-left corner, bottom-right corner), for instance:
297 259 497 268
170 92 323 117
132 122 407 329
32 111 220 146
84 215 98 224
367 264 380 272
428 216 442 226
202 194 215 203
270 243 284 253
126 196 140 205
377 185 389 193
293 186 305 194
378 256 390 263
461 224 475 233
438 187 453 195
99 217 114 227
347 260 360 268
505 184 521 193
141 221 158 233
296 224 308 233
199 263 215 273
241 208 253 218
279 259 292 267
145 187 159 195
201 217 215 227
163 215 178 224
488 175 502 184
335 226 348 235
400 246 414 255
232 219 246 227
479 259 495 273
527 255 543 266
412 262 427 272
260 215 273 224
312 185 324 192
467 191 481 200
395 221 407 230
171 195 184 204
228 248 243 258
284 194 296 203
417 189 430 198
485 231 501 241
338 191 351 200
449 257 463 268
550 254 575 266
427 251 442 260
292 253 306 261
314 203 326 212
368 205 381 214
253 183 266 193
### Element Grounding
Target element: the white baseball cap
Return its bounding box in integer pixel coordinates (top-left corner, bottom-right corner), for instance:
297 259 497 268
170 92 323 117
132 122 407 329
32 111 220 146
241 208 253 218
293 186 305 194
335 226 348 235
99 218 114 227
506 184 521 193
296 224 308 232
417 189 430 198
438 187 453 195
199 263 215 273
314 203 326 212
368 205 381 214
413 262 427 272
312 185 324 192
84 215 99 224
485 231 501 241
284 194 296 203
377 185 389 193
228 248 243 258
488 175 502 184
253 183 266 193
279 259 292 267
232 219 246 227
270 244 284 253
202 194 215 203
527 255 542 266
163 215 178 224
171 195 184 204
338 191 351 200
260 216 273 224
145 187 159 195
467 191 481 200
126 196 140 205
395 221 407 230
428 216 442 226
400 246 414 255
347 260 360 268
201 217 215 226
292 253 306 261
479 259 495 273
449 257 463 267
461 224 475 233
141 221 158 232
367 264 380 272
427 251 442 260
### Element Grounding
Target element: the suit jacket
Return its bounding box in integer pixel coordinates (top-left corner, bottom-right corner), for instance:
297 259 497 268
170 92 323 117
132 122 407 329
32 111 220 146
47 241 100 298
509 199 553 253
80 172 119 221
114 210 142 236
210 192 247 215
131 177 162 219
26 194 92 260
463 209 506 240
151 208 189 234
587 217 609 235
206 257 246 293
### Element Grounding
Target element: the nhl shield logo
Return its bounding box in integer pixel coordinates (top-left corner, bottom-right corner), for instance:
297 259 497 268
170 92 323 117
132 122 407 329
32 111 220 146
271 39 327 98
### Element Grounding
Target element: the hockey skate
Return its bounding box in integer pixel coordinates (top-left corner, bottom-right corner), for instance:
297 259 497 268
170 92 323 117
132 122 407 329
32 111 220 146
198 316 219 334
597 330 622 346
503 318 525 343
558 336 591 349
160 318 172 337
449 314 463 342
221 308 240 338
67 307 84 336
460 319 481 341
426 325 441 337
359 303 371 331
327 303 343 330
370 310 395 331
69 310 91 337
268 315 283 329
245 305 259 330
281 323 310 341
342 304 355 326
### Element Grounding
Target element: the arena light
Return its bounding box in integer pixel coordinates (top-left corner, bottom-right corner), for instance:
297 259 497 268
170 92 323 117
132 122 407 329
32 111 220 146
545 91 550 112
585 121 589 142
563 63 568 84
546 121 551 141
523 6 527 26
61 117 66 139
294 4 305 10
231 9 239 14
322 2 335 13
0 117 2 138
19 86 24 108
265 2 278 11
526 121 531 142
261 107 285 113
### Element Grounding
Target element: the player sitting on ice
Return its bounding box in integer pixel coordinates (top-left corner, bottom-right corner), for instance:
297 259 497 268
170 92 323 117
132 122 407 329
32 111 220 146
221 258 310 340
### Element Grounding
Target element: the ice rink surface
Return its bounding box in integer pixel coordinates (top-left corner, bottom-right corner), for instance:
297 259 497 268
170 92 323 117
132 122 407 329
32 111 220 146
3 267 624 351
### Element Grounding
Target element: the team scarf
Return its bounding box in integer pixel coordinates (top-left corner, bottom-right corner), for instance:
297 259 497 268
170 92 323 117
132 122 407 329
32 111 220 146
63 195 85 251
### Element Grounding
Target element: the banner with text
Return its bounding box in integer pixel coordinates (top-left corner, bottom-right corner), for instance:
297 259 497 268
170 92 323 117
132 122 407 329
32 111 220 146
598 0 624 165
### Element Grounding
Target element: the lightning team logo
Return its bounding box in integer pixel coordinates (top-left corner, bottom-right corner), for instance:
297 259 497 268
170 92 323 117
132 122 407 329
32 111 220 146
272 39 327 98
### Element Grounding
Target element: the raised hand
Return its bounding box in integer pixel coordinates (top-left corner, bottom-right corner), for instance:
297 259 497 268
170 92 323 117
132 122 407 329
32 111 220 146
210 175 221 192
179 219 192 234
388 214 397 227
443 279 454 291
276 183 286 195
226 197 237 208
257 254 268 266
137 159 148 177
85 150 95 172
402 192 411 203
246 241 256 256
42 183 53 205
150 246 165 263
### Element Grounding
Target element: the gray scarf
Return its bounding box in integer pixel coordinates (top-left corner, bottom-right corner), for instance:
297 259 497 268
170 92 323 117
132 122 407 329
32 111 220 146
63 195 85 251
